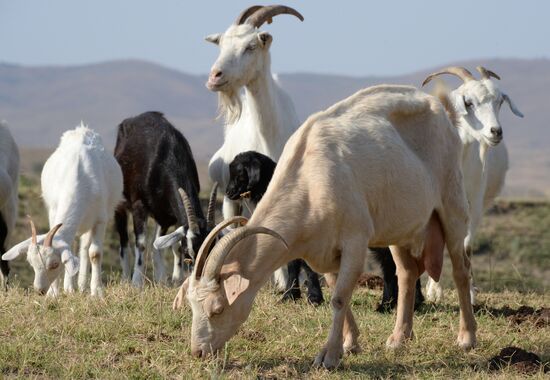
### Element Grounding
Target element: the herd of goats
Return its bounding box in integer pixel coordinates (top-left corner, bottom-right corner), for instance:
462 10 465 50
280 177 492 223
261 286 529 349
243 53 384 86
0 5 525 369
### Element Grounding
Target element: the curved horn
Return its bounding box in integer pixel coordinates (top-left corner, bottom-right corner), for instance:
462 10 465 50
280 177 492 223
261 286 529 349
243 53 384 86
27 216 37 245
44 223 62 248
179 188 199 233
422 66 475 87
476 66 501 80
206 183 219 230
246 5 304 28
193 216 248 280
203 226 288 281
234 5 264 25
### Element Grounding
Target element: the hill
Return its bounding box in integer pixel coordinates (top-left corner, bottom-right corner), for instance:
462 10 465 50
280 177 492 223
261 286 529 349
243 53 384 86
1 58 549 197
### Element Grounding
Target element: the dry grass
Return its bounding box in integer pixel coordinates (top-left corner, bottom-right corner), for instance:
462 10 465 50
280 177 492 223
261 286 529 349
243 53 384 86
0 285 548 379
2 174 548 378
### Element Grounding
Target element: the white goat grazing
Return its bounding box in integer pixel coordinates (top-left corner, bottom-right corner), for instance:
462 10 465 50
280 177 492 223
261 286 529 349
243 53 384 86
205 5 303 218
422 66 523 304
3 124 123 296
177 85 475 368
0 121 20 287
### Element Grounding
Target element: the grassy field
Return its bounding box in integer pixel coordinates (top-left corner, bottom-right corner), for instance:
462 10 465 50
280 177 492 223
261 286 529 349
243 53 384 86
1 173 548 378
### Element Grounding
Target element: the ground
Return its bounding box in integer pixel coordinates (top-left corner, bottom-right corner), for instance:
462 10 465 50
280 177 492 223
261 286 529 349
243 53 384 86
0 173 548 378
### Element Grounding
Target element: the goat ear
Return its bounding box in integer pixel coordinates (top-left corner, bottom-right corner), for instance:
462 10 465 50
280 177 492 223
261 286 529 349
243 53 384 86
154 226 185 250
173 277 190 310
257 31 272 47
205 33 221 45
452 92 468 116
1 236 40 260
502 93 524 118
223 273 250 306
61 250 80 276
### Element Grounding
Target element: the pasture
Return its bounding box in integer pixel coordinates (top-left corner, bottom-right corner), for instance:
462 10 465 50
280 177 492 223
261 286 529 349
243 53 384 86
1 172 548 378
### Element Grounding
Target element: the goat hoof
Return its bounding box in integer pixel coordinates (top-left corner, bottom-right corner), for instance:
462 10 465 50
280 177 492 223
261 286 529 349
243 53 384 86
343 341 361 355
307 293 324 306
457 330 476 351
386 331 410 349
281 288 301 302
312 346 342 370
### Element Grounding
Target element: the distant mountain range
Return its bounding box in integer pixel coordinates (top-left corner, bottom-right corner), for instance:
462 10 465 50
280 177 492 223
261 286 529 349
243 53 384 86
0 58 548 198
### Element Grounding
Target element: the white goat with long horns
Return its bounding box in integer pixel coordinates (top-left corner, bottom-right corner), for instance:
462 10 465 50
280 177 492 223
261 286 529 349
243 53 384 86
3 125 123 296
205 4 304 290
422 66 523 304
206 5 303 218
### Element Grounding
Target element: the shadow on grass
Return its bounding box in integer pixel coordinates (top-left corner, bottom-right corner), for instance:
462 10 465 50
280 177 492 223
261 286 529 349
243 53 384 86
223 353 486 378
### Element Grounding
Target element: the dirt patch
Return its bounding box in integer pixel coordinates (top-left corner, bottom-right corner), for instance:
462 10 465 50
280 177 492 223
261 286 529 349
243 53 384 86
240 329 267 343
488 346 548 374
357 273 384 290
476 305 549 327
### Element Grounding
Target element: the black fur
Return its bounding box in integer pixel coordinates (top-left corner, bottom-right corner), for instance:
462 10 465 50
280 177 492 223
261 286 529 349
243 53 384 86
370 248 424 312
0 212 9 285
114 111 206 267
227 151 324 306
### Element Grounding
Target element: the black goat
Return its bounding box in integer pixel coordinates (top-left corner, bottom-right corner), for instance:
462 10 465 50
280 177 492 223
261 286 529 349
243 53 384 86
371 248 424 312
114 111 216 287
226 151 324 306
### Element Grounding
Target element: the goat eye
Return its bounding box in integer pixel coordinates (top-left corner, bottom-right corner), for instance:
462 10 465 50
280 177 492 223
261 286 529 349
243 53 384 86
463 96 473 108
245 44 256 52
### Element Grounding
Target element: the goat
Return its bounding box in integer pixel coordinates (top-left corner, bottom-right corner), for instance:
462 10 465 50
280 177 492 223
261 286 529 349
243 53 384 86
3 124 123 296
205 5 304 293
0 121 19 288
421 66 522 304
177 85 476 368
225 151 323 305
373 66 522 308
114 111 217 287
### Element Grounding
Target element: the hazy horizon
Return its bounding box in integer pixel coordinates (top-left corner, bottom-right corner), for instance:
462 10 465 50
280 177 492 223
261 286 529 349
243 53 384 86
2 1 549 77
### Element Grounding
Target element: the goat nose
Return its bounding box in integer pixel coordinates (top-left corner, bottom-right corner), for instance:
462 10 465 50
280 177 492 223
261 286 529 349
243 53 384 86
210 70 223 79
490 127 503 137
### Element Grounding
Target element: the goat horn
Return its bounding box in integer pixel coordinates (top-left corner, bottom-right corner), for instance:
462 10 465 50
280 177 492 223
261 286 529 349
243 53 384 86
234 5 264 25
422 66 475 87
206 183 218 230
476 66 501 80
193 216 248 280
27 216 37 245
179 188 199 233
246 5 304 28
203 226 288 281
44 223 62 248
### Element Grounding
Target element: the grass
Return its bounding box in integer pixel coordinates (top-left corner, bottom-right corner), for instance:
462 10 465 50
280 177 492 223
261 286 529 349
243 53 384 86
1 173 549 378
0 285 548 379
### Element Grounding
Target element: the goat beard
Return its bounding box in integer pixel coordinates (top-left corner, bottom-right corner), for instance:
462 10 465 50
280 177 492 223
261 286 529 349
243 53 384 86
217 89 243 126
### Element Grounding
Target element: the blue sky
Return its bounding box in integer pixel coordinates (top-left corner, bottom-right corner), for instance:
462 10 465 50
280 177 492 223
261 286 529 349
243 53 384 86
1 1 548 76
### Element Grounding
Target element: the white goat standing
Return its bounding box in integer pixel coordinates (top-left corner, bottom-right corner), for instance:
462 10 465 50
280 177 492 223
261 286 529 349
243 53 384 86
205 5 303 218
0 121 20 287
205 5 304 289
422 66 523 304
3 124 123 296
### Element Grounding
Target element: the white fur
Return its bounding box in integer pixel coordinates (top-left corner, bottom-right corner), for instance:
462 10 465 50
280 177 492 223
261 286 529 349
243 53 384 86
2 124 123 296
0 121 20 286
205 22 301 291
425 75 522 305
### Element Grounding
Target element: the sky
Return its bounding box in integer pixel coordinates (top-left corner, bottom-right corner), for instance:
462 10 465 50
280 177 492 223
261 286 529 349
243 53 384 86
1 1 549 77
